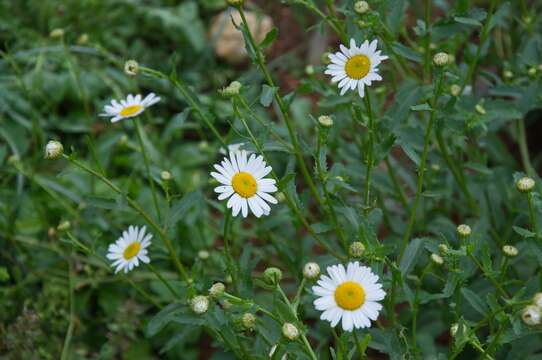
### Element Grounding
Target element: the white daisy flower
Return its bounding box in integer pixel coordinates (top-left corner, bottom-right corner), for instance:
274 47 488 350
100 93 161 123
312 261 385 332
106 225 152 273
210 150 278 218
325 38 388 98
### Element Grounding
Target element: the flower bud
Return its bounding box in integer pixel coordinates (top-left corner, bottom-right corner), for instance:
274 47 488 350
522 305 541 326
57 220 71 232
160 171 172 181
124 60 139 76
77 33 89 45
349 242 365 258
438 244 449 255
433 52 450 66
533 293 542 310
303 262 320 280
456 224 471 237
226 0 243 6
450 84 461 97
516 177 535 193
282 323 299 340
475 103 486 115
220 81 242 97
198 250 210 260
504 70 514 79
191 295 209 314
318 115 333 128
263 267 282 285
431 253 444 266
528 67 537 77
49 28 65 39
242 313 257 331
45 140 64 160
305 65 315 75
209 282 225 298
502 245 518 257
354 1 370 14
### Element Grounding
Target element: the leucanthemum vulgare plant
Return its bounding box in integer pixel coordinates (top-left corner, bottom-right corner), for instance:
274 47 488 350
3 0 542 358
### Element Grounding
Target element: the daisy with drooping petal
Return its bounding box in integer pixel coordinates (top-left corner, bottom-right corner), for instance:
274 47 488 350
210 150 278 218
325 39 388 98
312 261 385 332
107 225 152 273
100 93 161 123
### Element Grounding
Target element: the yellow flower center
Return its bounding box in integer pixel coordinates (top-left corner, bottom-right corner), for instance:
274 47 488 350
345 55 371 80
334 281 365 310
119 105 143 117
123 242 141 260
232 172 257 198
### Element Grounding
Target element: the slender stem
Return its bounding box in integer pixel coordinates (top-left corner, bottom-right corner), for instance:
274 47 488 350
125 277 163 309
527 192 540 240
399 72 444 260
233 99 345 259
63 155 192 291
294 0 347 43
223 211 239 292
384 157 409 211
411 263 432 356
352 331 367 359
147 263 180 299
363 90 375 217
467 252 509 299
517 118 535 177
237 7 323 208
60 257 75 360
423 0 432 83
134 118 161 222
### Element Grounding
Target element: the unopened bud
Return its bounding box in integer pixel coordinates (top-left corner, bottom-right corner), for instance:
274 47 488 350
305 65 315 75
77 33 89 45
522 305 541 326
124 60 139 76
263 267 282 285
528 67 537 77
198 250 210 260
349 242 365 258
431 253 444 265
57 220 71 231
45 140 64 159
354 1 370 14
504 70 514 79
433 52 450 66
303 262 320 280
502 245 518 257
456 224 471 237
191 295 209 314
318 115 333 128
282 323 299 340
516 177 535 193
161 171 172 181
475 103 486 115
49 28 65 39
438 244 449 255
220 81 242 97
450 84 461 97
209 282 225 298
242 313 257 331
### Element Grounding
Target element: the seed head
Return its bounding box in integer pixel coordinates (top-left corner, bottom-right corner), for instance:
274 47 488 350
45 140 64 160
282 323 299 340
124 60 139 76
303 262 320 280
522 305 541 326
516 177 535 193
191 295 209 314
349 242 366 258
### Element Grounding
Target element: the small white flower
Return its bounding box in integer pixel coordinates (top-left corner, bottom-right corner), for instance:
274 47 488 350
100 93 161 123
211 150 278 218
191 295 209 314
325 38 388 98
106 225 152 273
312 261 385 332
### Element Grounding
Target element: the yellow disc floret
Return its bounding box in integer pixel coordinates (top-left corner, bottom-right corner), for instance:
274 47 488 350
345 55 371 80
232 172 257 198
334 281 365 310
119 105 143 117
123 242 141 260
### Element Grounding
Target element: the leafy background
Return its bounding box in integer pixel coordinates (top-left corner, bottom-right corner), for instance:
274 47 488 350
1 0 542 359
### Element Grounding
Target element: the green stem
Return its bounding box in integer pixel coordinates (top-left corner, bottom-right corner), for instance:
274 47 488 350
63 155 192 292
363 90 375 217
125 277 163 309
223 211 238 292
60 257 75 360
352 331 368 359
237 7 323 209
411 263 432 356
423 0 432 83
399 72 444 260
134 118 161 222
527 192 540 240
295 0 347 43
467 252 509 299
518 118 535 177
384 157 409 211
147 263 180 299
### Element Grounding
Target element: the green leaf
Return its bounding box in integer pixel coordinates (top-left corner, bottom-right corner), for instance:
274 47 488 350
410 103 432 111
168 191 202 226
259 27 278 49
260 84 277 107
512 226 535 238
391 42 422 63
399 238 425 275
461 288 488 316
454 16 482 26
